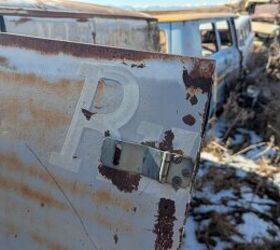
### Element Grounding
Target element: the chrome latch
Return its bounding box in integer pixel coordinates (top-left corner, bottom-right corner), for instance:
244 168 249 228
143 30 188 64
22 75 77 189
100 138 194 189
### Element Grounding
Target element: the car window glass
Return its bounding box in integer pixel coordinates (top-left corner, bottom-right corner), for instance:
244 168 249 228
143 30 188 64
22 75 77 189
216 20 233 49
199 22 218 57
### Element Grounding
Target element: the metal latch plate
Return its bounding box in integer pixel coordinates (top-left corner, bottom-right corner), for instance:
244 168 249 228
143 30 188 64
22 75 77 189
100 138 194 189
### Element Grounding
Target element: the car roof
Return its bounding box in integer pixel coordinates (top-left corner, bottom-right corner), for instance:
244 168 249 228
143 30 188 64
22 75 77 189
0 0 155 20
154 13 237 23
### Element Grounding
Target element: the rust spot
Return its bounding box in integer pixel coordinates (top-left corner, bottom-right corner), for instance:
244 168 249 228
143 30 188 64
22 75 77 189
159 130 174 151
104 130 111 137
153 198 176 250
182 115 196 126
31 232 67 250
183 60 214 94
131 63 145 68
0 33 212 63
98 164 141 193
0 174 67 210
113 234 118 244
14 17 31 25
81 108 96 120
189 95 198 105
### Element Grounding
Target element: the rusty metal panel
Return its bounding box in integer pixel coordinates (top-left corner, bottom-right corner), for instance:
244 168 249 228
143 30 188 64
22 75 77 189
0 0 155 20
252 4 280 23
0 33 214 250
3 16 159 52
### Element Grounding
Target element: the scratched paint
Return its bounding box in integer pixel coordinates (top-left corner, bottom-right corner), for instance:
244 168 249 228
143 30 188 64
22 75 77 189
0 32 214 249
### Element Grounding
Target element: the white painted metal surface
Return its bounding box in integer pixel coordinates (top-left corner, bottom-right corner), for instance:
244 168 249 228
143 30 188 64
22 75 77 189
0 33 214 250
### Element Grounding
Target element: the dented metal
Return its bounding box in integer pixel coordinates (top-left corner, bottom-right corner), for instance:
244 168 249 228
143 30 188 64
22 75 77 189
0 32 214 249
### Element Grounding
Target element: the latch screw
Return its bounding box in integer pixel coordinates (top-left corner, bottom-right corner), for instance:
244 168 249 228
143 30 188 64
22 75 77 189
172 154 183 164
172 176 182 189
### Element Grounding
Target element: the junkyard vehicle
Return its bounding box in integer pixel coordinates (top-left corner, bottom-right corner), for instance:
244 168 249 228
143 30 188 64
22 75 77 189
0 1 215 250
245 0 272 13
0 0 159 51
251 3 280 24
252 21 280 43
244 0 280 43
155 13 254 114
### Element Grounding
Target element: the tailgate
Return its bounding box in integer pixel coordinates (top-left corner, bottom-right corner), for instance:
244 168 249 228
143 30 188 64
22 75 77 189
0 33 214 250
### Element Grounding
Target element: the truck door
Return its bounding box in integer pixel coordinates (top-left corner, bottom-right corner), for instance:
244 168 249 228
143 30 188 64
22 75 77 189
0 33 214 250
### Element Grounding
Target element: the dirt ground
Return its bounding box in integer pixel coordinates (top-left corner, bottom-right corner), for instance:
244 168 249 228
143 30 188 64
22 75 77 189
182 41 280 250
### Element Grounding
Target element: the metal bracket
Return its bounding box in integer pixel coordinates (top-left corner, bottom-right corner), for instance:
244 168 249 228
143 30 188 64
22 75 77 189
100 138 194 189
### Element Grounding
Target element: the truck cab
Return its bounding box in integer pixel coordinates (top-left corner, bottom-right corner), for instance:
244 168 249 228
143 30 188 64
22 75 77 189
156 12 254 114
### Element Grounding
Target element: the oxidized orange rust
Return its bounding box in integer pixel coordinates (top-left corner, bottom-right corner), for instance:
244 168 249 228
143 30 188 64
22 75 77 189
94 213 133 232
0 174 67 210
94 189 133 212
182 114 196 126
31 232 67 250
153 198 176 250
183 59 214 94
98 164 141 193
159 130 174 152
0 33 211 63
0 70 84 98
0 152 134 211
0 97 71 129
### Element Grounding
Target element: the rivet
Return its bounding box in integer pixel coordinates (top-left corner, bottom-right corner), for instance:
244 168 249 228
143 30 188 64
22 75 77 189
172 176 182 189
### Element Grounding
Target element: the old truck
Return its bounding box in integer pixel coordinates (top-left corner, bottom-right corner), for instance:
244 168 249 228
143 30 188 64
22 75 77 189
155 12 255 114
0 0 215 250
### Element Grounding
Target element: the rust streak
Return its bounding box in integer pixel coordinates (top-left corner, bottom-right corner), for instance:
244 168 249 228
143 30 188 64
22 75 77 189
0 97 71 129
0 70 84 97
0 174 67 210
31 232 67 250
98 164 141 193
153 198 176 250
0 152 134 211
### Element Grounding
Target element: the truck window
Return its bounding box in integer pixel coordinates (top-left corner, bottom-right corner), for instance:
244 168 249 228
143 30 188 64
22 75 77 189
0 16 6 32
199 22 218 57
216 20 233 49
